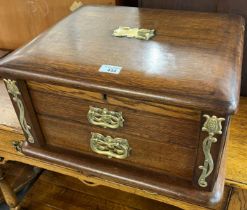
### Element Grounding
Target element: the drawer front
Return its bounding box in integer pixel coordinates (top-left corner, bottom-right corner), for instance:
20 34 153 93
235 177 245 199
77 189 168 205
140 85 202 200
38 115 196 179
28 81 201 148
28 81 201 180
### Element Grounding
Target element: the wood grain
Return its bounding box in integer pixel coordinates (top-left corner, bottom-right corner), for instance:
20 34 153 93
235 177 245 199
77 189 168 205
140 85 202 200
28 81 201 121
25 79 227 191
4 80 247 189
27 81 202 181
35 171 232 210
0 128 228 210
0 7 243 206
21 171 181 210
28 85 200 148
218 0 247 97
38 171 180 210
0 162 39 203
227 188 247 210
0 82 246 209
0 6 244 114
0 0 116 50
226 97 247 189
1 6 243 193
139 0 247 98
28 81 104 103
38 115 196 180
0 165 20 209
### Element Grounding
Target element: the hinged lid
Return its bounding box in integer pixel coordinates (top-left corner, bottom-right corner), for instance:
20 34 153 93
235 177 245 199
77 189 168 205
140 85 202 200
0 6 244 114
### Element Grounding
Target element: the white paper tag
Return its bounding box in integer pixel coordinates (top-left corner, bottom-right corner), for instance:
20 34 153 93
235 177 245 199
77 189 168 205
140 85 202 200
99 65 122 74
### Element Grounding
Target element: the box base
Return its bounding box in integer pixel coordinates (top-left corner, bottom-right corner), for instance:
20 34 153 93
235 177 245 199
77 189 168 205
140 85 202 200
21 142 226 207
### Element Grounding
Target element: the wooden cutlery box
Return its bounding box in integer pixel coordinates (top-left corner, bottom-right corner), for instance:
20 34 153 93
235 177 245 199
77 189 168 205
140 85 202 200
0 6 244 205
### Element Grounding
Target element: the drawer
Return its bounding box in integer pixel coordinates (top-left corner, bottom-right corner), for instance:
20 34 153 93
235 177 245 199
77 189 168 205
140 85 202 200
28 81 201 148
38 115 196 179
27 81 201 180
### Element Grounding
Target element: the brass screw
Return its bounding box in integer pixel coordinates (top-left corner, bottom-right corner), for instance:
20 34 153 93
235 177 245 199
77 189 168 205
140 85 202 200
12 141 23 153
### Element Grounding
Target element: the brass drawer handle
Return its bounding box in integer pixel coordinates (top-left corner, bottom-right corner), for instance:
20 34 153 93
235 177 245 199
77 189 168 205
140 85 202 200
90 132 130 159
87 106 124 129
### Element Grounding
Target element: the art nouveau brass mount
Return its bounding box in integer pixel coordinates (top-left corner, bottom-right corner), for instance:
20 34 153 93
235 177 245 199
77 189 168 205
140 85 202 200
87 106 124 129
90 132 131 159
3 79 34 143
113 27 155 40
198 115 225 188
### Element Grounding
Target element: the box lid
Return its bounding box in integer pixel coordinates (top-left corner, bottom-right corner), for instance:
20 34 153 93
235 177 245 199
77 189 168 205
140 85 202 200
0 6 244 114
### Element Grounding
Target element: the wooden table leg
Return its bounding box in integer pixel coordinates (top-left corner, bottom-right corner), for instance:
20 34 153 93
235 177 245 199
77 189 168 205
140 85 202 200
0 164 21 210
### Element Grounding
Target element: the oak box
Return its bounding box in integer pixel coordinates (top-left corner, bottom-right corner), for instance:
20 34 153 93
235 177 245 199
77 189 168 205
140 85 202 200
0 6 244 205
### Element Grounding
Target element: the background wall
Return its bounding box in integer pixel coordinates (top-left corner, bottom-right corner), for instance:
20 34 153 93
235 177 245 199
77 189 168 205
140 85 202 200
0 0 115 49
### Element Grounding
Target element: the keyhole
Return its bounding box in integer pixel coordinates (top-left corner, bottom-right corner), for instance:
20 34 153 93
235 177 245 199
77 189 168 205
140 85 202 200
102 93 108 101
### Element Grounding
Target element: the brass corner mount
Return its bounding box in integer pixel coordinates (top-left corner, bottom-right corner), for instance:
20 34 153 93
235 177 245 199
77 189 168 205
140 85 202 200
198 114 225 188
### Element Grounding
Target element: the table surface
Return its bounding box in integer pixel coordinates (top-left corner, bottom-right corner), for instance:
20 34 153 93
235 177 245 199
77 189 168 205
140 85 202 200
0 79 246 190
226 97 247 189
